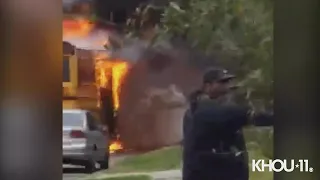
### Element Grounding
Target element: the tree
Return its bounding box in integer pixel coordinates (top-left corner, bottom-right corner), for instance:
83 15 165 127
102 0 273 151
106 0 273 150
157 0 273 110
122 0 273 109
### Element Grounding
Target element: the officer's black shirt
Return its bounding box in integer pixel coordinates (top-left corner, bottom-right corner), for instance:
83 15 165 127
182 92 273 180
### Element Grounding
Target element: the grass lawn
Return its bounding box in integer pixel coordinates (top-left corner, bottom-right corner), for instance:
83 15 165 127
244 127 273 180
247 143 273 180
107 146 182 173
102 128 273 180
106 145 272 180
99 175 152 180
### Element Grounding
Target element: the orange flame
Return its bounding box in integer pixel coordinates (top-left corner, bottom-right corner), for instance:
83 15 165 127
109 140 124 154
112 62 129 110
63 18 128 152
63 18 129 110
63 18 94 38
94 55 129 110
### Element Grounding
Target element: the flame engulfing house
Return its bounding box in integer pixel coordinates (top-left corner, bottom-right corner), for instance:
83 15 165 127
62 0 206 151
62 0 153 153
62 17 130 153
61 19 191 151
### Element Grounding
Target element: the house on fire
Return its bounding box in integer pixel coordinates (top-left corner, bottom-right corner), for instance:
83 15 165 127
62 0 188 150
63 39 118 136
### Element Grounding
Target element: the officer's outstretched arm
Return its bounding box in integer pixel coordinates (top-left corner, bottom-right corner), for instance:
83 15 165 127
248 111 273 126
225 105 273 131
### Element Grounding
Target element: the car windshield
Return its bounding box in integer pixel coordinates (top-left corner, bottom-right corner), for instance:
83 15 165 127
63 112 84 127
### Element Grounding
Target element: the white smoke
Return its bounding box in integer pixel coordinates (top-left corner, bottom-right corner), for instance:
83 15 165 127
63 29 108 51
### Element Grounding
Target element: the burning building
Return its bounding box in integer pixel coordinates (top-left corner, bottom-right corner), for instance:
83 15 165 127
62 17 191 151
62 17 130 153
62 0 200 151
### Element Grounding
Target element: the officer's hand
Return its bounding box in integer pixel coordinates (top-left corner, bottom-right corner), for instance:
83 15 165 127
251 111 273 126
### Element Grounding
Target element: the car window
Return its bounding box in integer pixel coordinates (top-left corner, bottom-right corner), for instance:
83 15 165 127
86 112 98 131
63 112 84 127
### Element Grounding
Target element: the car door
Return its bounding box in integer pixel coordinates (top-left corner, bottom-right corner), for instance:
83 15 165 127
86 112 107 161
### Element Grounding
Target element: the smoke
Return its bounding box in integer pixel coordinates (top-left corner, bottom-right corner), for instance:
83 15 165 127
113 38 200 150
63 26 219 92
63 29 108 51
63 28 221 150
105 34 220 95
111 38 149 63
63 0 92 12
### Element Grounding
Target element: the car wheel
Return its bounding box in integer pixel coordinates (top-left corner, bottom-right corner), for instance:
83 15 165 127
99 153 109 169
85 158 100 173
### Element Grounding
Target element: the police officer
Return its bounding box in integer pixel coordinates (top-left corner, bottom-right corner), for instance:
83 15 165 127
182 68 272 180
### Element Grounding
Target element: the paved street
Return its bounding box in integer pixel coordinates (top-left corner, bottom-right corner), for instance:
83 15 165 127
63 153 133 180
63 165 87 180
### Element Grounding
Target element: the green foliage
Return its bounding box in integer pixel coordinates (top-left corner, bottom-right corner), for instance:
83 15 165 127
121 0 273 108
126 4 164 37
159 0 273 109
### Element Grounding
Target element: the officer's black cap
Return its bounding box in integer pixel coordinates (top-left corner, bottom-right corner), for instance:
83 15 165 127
203 68 235 84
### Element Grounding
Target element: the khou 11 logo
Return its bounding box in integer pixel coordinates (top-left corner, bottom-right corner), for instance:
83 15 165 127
252 159 314 172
